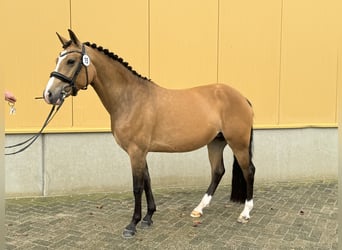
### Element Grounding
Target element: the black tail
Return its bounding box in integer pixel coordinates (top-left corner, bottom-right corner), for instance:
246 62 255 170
230 128 254 203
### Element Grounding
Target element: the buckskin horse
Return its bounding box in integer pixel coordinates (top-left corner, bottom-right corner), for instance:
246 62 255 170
43 30 256 238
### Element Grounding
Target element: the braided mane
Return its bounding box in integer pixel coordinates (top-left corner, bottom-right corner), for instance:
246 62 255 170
84 42 150 81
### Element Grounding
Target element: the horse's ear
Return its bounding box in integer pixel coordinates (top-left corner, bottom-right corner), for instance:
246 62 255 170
56 32 69 47
68 29 81 47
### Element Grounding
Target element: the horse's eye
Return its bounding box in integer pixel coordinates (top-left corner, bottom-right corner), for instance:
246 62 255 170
67 59 75 65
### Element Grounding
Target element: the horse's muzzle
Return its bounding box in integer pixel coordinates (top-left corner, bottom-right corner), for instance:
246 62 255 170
43 88 67 105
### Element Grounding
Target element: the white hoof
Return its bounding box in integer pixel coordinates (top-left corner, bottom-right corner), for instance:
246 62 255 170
190 210 202 218
237 214 250 224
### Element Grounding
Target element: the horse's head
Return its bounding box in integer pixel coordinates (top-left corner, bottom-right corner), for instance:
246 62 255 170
43 30 95 105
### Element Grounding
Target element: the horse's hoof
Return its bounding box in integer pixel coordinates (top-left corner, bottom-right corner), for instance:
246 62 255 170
141 219 153 229
190 210 202 218
237 215 250 224
122 228 136 239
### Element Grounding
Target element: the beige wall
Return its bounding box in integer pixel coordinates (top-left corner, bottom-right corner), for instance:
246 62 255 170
2 0 341 133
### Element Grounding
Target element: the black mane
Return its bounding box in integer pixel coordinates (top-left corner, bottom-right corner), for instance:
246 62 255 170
84 42 150 81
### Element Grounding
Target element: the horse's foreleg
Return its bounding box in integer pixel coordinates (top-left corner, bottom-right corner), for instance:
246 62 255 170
191 137 226 217
123 171 144 238
141 164 156 228
123 151 148 238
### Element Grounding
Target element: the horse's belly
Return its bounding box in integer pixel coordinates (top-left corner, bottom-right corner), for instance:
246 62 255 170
149 125 219 153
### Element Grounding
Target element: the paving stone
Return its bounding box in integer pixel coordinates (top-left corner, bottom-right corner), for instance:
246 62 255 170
5 179 337 249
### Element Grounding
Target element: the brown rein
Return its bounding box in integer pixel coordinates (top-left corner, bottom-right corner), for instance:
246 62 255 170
4 98 65 156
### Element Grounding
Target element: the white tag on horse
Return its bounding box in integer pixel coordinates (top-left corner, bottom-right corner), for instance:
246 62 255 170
82 55 90 66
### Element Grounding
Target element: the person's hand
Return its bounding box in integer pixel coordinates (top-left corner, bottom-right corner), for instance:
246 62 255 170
5 91 17 103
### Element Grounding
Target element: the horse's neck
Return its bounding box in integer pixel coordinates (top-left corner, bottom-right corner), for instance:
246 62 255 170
89 50 151 116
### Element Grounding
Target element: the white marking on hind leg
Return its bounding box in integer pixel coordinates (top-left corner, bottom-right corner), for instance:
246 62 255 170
190 194 212 217
238 199 253 223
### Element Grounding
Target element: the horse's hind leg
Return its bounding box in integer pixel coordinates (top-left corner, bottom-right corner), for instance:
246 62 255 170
230 144 255 223
191 135 227 217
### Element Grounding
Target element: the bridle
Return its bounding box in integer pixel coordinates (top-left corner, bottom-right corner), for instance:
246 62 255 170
50 43 90 96
5 44 91 155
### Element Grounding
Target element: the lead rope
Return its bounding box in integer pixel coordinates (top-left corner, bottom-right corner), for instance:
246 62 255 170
5 99 64 155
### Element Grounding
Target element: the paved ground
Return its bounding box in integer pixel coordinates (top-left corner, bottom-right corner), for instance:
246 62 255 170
5 179 337 249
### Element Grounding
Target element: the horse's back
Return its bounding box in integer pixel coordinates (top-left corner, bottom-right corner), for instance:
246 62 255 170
157 83 253 125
